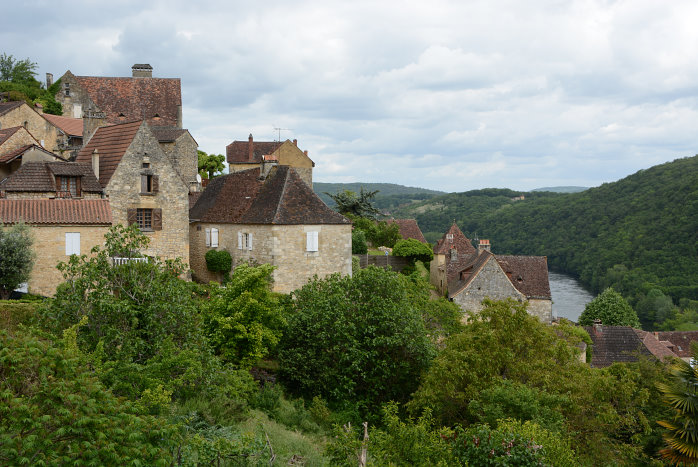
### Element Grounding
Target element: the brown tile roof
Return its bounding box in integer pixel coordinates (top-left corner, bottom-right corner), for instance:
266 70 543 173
635 330 680 361
191 166 350 225
75 120 142 187
0 126 22 146
388 219 427 243
150 125 187 142
0 101 23 117
41 113 83 137
226 136 281 164
434 222 476 255
74 75 181 126
189 191 202 210
656 331 698 358
0 145 66 164
584 325 653 368
0 199 112 225
495 255 551 299
0 161 102 193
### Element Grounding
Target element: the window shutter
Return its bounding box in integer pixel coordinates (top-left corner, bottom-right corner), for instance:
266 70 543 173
152 208 162 230
205 228 211 247
65 232 80 255
306 231 318 252
211 228 219 247
141 175 148 193
127 208 137 225
152 175 159 193
238 232 243 249
76 177 81 197
248 233 253 250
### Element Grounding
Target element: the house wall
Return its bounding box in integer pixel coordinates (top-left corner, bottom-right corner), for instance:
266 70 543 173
0 104 64 154
527 298 553 324
273 141 313 187
25 225 109 296
451 257 525 313
168 132 198 188
430 253 447 295
56 72 95 120
106 124 190 264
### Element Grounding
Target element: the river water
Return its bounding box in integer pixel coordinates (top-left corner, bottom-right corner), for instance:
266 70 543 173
548 271 595 322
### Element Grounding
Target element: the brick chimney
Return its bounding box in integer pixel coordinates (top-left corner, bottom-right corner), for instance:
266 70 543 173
248 134 254 161
478 239 491 255
132 64 153 78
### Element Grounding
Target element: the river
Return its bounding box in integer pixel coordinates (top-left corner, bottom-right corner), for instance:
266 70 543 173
548 271 595 322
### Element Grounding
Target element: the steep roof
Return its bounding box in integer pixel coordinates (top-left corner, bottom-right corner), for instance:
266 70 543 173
388 219 427 243
226 137 281 164
42 113 83 137
635 330 680 361
150 125 188 142
190 166 350 225
584 325 653 368
0 161 102 193
0 126 22 146
495 255 551 299
0 199 112 225
75 120 142 187
0 101 23 117
656 331 698 358
447 250 493 298
72 74 181 126
434 222 476 255
0 144 65 164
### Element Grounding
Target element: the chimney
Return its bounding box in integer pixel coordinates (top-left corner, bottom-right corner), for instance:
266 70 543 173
91 148 100 180
260 154 279 178
293 139 297 146
248 134 254 162
131 64 153 78
593 319 602 335
304 150 308 156
46 73 53 88
478 239 491 255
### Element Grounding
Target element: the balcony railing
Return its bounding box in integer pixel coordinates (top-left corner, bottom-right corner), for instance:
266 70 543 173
111 257 149 266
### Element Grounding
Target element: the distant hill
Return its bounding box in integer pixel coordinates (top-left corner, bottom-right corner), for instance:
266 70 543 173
314 182 444 212
531 186 589 193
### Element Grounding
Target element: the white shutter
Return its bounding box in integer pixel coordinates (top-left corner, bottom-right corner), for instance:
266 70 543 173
65 232 80 255
238 232 243 249
211 228 219 247
248 233 253 250
205 228 211 247
306 231 318 252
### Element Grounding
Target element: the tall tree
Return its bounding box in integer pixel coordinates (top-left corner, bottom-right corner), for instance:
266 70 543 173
197 150 226 179
0 223 34 300
0 53 38 84
326 187 381 219
578 287 641 327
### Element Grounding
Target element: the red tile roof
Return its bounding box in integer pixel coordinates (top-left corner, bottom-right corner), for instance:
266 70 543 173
73 75 181 126
656 331 698 358
434 222 476 255
635 330 680 361
0 199 112 225
226 136 281 164
584 325 653 368
0 161 102 193
0 101 23 117
0 144 65 164
42 113 83 137
388 219 427 243
75 120 142 187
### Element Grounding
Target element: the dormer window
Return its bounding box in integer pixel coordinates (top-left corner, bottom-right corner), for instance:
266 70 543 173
56 176 80 198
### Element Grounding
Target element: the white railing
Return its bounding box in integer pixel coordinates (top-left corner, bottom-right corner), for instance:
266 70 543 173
111 257 149 266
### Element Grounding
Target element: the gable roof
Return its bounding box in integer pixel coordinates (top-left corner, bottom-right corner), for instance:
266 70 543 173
656 331 698 358
447 250 494 298
150 125 188 143
0 161 102 193
191 166 350 225
41 113 83 137
0 101 23 117
0 144 65 164
584 325 653 368
388 219 427 243
434 222 476 255
0 126 22 146
71 74 181 126
226 137 282 164
495 255 551 299
75 120 142 187
634 330 680 361
0 199 112 225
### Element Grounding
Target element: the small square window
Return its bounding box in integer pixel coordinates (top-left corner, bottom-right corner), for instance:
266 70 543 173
136 208 152 230
142 162 150 169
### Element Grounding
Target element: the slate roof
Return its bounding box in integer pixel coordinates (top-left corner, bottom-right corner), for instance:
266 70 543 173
75 120 142 187
656 331 698 358
226 137 282 164
495 255 552 299
0 161 102 193
584 325 653 368
0 101 23 117
150 126 187 142
42 113 83 137
190 166 350 225
388 219 427 243
0 199 112 225
0 126 22 146
0 144 65 164
72 73 181 126
434 222 476 255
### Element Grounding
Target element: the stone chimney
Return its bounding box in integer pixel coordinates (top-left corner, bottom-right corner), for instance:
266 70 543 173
132 64 153 78
593 319 602 335
260 154 279 179
46 73 53 88
91 148 100 180
293 139 297 146
82 108 108 145
478 239 491 255
34 103 44 115
248 134 254 161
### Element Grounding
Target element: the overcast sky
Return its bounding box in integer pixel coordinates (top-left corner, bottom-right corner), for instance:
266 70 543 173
4 0 698 192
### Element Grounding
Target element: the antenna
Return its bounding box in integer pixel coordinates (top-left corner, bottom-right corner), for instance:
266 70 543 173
273 127 293 142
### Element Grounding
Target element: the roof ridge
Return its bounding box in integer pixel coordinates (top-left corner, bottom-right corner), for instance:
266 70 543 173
271 167 291 223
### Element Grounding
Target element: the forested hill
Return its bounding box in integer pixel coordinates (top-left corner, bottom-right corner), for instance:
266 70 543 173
395 155 698 313
314 182 443 212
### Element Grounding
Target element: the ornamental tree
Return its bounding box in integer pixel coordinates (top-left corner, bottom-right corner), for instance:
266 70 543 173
393 238 434 268
578 287 641 327
0 223 34 299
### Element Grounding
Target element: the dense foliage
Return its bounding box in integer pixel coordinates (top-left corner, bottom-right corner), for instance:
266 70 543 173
205 248 232 274
579 287 641 327
0 53 62 114
393 238 434 268
351 216 401 248
0 223 34 300
325 187 382 219
197 149 226 179
351 229 368 254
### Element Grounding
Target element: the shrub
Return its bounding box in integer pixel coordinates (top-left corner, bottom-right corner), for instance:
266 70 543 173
351 229 368 254
205 249 232 274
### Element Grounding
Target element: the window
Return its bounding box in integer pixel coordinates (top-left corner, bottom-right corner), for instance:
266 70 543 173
56 176 80 197
306 231 318 252
64 82 70 96
127 208 162 231
65 232 80 255
446 234 454 242
141 174 158 194
205 228 219 247
237 232 252 250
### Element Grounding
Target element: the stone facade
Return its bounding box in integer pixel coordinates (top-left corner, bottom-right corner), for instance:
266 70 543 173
451 257 526 313
26 225 109 296
227 138 314 187
430 253 447 295
0 103 65 155
163 131 198 189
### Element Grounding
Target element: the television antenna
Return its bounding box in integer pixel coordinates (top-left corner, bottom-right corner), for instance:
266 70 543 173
273 127 293 142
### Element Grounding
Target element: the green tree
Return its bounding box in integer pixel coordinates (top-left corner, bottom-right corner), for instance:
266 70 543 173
326 187 381 219
0 53 37 84
0 223 34 300
393 238 434 269
278 266 436 416
578 287 641 327
351 229 368 254
197 150 226 179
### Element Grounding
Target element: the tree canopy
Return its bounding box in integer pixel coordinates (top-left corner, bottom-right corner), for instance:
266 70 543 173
578 287 641 327
0 52 62 114
0 53 37 84
0 223 34 300
326 187 381 219
197 150 226 179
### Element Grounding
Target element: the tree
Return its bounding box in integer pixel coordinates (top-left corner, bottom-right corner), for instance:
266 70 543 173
0 223 34 299
393 238 434 269
326 187 381 219
197 150 226 179
351 229 368 254
578 287 641 327
0 53 37 84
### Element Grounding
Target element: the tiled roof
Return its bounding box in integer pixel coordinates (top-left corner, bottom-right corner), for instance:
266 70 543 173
584 325 653 368
635 330 680 361
0 161 102 193
0 101 23 117
226 137 281 164
150 125 187 142
0 126 22 146
495 255 551 299
189 191 202 210
191 166 350 225
448 251 492 298
0 199 112 225
75 120 142 187
388 219 427 243
73 75 181 126
434 223 476 255
0 145 65 164
656 331 698 358
42 113 83 137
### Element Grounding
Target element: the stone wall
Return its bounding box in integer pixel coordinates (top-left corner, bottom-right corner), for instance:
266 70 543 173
527 298 553 324
0 104 64 155
26 225 108 296
56 71 95 120
430 253 447 294
451 257 525 313
273 141 313 187
106 124 190 264
169 132 198 187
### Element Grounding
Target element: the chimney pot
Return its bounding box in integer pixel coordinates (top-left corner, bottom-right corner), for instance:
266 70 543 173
293 139 297 146
248 134 254 162
131 64 153 78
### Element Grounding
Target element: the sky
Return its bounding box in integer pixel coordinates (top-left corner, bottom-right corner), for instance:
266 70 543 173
4 0 698 192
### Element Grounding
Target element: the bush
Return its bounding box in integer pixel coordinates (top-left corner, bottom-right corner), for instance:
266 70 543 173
393 238 434 270
351 229 368 254
205 249 232 274
0 223 34 300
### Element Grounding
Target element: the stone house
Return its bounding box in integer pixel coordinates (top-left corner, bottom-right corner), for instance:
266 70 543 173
189 165 351 293
387 219 427 243
42 113 83 158
0 101 76 157
430 222 477 294
583 323 680 367
0 126 67 181
226 135 314 187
